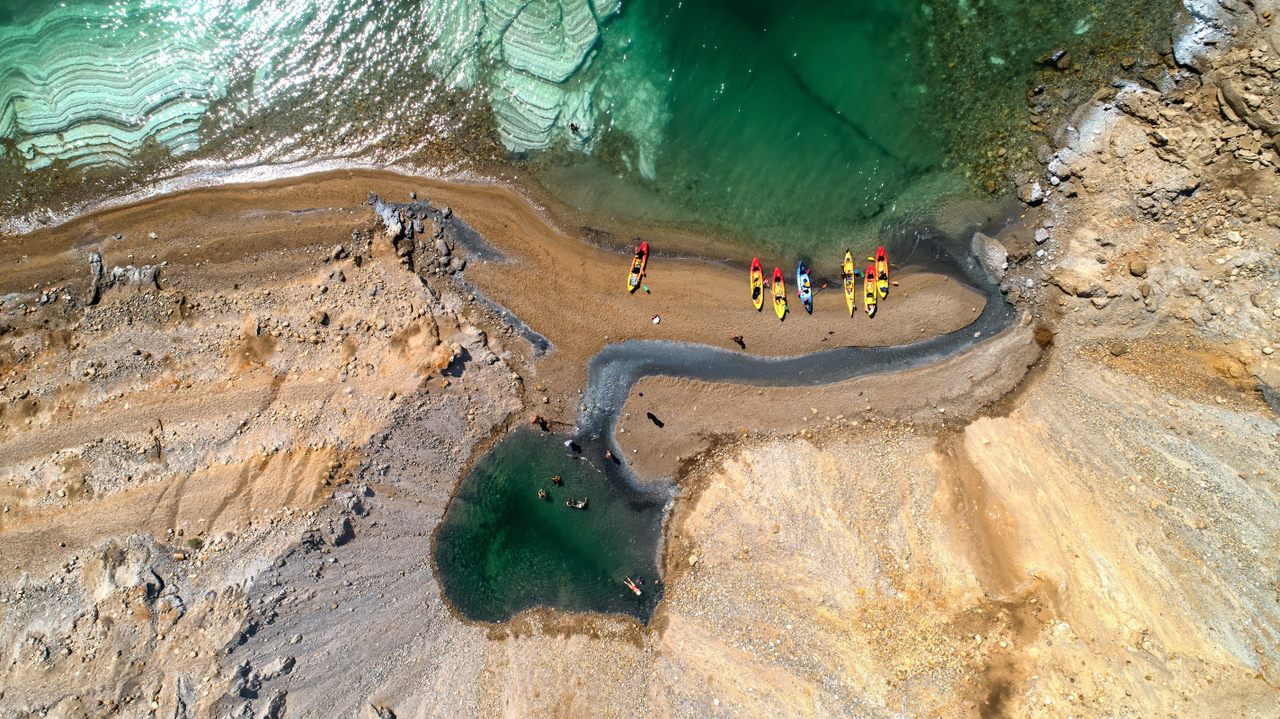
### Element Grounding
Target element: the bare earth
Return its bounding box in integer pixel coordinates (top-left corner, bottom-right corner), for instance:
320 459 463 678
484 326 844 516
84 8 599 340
2 8 1280 719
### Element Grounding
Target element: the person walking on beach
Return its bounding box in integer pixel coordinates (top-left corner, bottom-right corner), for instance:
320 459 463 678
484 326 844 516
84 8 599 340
730 335 745 350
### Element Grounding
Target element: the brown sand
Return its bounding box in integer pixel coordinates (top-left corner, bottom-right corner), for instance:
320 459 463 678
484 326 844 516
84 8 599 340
618 324 1041 480
2 168 986 436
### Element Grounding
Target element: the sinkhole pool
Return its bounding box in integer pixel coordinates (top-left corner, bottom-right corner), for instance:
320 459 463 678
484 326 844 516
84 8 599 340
433 430 668 623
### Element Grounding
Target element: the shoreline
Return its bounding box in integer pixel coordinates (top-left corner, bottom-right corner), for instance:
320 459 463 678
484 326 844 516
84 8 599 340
2 3 1278 714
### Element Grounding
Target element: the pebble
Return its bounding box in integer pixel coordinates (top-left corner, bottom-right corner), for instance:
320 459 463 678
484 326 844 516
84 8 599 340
1129 260 1148 277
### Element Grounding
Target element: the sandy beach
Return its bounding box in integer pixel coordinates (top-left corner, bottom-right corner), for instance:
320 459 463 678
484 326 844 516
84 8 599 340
2 6 1280 716
0 168 988 438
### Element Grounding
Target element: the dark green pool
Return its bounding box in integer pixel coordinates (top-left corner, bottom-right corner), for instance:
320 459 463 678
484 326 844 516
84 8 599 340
434 430 668 623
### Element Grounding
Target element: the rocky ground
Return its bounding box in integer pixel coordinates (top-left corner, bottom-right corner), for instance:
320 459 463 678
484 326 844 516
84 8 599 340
1 5 1279 719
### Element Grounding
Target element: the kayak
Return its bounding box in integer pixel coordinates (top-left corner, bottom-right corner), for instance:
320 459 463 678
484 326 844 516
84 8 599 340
876 245 890 299
842 250 857 317
750 257 765 311
772 267 787 320
864 263 878 317
627 242 649 293
796 260 813 314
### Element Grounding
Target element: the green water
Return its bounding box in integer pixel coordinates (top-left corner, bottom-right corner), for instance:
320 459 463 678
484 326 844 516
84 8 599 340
534 0 1182 255
2 0 1180 253
434 431 667 622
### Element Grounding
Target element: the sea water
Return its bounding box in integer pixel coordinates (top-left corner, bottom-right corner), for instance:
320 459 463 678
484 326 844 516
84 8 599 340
2 0 1179 252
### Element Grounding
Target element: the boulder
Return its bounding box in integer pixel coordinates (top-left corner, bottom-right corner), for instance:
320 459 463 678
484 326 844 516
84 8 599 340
1049 256 1105 297
971 232 1009 280
1255 364 1280 415
1018 180 1046 206
1113 85 1162 124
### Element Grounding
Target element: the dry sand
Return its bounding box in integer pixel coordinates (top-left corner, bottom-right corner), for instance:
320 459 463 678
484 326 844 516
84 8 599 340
2 10 1280 717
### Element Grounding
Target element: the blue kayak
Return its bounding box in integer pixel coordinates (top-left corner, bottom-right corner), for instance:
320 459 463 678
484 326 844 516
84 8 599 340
796 260 813 314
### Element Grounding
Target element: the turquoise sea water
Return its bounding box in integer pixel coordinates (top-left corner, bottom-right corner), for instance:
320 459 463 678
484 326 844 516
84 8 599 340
1 0 1179 251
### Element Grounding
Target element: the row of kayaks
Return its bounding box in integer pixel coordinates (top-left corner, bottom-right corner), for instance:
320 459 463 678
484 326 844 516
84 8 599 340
751 246 890 319
628 240 891 319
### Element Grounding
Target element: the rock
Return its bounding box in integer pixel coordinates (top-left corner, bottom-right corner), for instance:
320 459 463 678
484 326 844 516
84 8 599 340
1129 260 1148 277
1036 49 1071 70
1139 282 1152 298
1251 291 1271 309
88 251 105 305
1256 365 1280 415
232 661 261 699
1049 256 1105 297
971 232 1009 280
311 311 329 327
366 705 397 719
330 269 345 283
1034 228 1050 244
1220 81 1280 139
1109 342 1130 356
447 256 467 273
258 691 287 719
369 194 403 238
328 244 348 261
259 656 296 681
1114 85 1162 124
1091 296 1112 309
1019 180 1046 206
326 517 355 547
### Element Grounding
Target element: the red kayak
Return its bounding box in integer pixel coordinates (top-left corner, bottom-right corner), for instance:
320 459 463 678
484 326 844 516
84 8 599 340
627 242 649 293
875 245 889 299
750 257 765 311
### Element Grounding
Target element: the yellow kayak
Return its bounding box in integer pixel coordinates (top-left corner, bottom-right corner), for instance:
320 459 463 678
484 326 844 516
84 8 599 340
864 262 877 318
772 267 787 320
842 250 856 317
627 242 649 293
750 257 765 311
875 245 889 299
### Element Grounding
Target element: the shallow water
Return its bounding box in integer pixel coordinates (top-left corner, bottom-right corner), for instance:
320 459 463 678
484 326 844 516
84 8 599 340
434 429 667 622
2 0 1179 250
